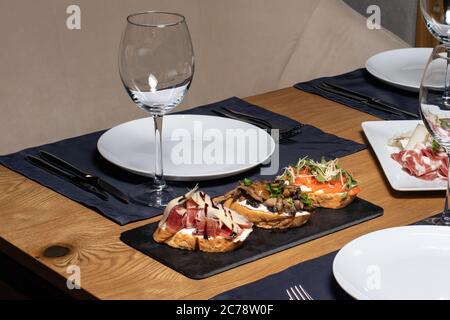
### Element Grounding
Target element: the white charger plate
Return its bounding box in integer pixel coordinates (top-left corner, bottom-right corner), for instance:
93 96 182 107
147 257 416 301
97 115 275 181
362 120 446 191
366 48 432 92
333 226 450 300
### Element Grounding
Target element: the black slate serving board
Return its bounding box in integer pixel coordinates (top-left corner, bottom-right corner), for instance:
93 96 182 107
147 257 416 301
120 198 383 279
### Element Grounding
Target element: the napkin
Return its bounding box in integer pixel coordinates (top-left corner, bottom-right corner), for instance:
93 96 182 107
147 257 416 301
295 69 420 120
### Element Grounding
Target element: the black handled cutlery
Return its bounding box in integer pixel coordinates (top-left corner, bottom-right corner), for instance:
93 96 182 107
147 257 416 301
320 82 419 118
38 151 129 204
221 107 274 129
212 109 303 142
212 109 269 130
28 151 129 203
26 155 109 201
317 84 402 116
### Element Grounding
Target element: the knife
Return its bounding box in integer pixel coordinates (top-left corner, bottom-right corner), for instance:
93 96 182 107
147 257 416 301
317 84 403 116
38 151 129 204
26 155 109 201
322 82 419 118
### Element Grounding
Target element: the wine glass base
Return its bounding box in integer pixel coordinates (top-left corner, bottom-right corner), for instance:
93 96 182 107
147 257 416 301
129 184 173 208
425 216 450 226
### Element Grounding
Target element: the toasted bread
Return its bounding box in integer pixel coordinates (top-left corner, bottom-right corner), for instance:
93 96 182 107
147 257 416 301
152 187 253 253
278 157 361 209
153 226 245 253
307 191 357 209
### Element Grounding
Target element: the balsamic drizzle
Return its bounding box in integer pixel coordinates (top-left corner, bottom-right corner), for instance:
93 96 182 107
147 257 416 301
203 203 209 239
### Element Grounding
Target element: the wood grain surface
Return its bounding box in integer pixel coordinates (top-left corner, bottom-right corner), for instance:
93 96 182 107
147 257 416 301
0 87 443 299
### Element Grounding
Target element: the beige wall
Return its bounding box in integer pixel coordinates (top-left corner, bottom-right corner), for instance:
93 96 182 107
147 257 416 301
0 0 407 154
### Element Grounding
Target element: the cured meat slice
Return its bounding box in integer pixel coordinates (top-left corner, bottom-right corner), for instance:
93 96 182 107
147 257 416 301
391 147 448 181
206 218 219 238
158 188 253 242
217 225 235 238
184 207 199 228
439 159 449 178
166 205 186 233
194 220 206 236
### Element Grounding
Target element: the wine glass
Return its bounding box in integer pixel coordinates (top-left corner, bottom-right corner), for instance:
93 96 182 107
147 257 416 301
421 0 450 104
420 0 450 44
420 0 450 43
420 44 450 225
119 12 194 207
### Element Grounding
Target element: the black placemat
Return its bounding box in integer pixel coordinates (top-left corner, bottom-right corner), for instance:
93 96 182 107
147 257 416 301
294 68 420 120
211 214 438 300
0 97 365 225
120 198 383 279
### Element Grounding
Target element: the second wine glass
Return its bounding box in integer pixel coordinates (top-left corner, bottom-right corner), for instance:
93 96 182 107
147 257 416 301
420 0 450 44
119 11 195 207
420 44 450 225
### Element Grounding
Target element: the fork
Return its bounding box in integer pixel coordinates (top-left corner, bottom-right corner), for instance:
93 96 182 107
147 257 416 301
221 107 274 129
286 284 314 300
211 109 303 141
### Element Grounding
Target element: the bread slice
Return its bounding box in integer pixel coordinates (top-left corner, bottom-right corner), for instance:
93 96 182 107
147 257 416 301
152 187 253 253
153 226 246 253
223 199 310 229
307 191 357 209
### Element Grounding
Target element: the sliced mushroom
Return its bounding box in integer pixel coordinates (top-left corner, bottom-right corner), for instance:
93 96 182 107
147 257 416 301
294 200 303 210
276 198 284 212
263 198 277 207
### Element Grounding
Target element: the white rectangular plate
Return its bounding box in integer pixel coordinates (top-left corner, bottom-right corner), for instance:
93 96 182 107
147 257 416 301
362 120 446 191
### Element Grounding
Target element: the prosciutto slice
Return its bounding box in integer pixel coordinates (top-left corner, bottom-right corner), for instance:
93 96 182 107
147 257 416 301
159 187 252 239
391 147 448 181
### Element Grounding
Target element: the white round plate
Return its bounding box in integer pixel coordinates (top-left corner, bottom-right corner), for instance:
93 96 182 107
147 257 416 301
97 115 275 181
333 226 450 300
366 48 432 92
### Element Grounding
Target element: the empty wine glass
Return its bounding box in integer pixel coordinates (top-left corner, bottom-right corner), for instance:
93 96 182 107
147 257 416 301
119 12 194 207
420 45 450 225
421 0 450 104
420 0 450 44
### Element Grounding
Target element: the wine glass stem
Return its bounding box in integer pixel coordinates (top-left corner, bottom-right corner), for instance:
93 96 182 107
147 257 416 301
443 154 450 224
444 47 450 104
153 115 166 191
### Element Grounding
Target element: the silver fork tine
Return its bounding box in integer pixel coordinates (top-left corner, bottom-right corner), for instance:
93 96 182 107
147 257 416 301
290 287 302 300
286 289 294 300
294 285 307 300
298 284 313 300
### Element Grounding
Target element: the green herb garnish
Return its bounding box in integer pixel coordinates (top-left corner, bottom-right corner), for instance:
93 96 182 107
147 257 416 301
279 157 359 191
266 183 283 198
243 178 252 186
432 140 441 153
440 119 450 130
279 167 295 183
300 193 313 206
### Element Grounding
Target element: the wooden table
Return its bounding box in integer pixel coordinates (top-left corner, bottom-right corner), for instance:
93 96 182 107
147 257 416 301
0 88 444 300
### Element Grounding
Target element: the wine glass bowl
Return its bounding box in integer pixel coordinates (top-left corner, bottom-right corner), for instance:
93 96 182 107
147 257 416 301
420 44 450 225
420 0 450 44
118 12 194 207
